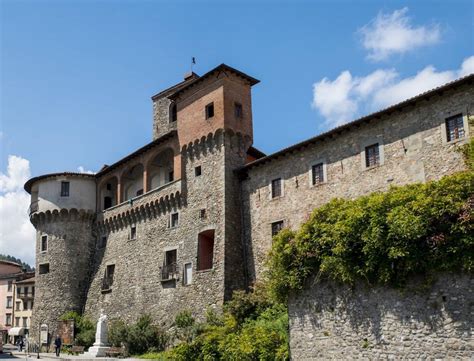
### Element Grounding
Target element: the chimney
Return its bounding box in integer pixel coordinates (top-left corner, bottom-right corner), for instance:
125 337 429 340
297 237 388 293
184 71 198 81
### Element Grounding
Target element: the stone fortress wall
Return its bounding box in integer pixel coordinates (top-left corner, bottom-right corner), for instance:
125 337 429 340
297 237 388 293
289 274 473 359
240 83 473 282
25 65 473 356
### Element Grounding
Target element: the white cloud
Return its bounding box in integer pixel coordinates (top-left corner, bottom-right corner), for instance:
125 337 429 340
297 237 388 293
0 155 36 266
359 7 441 61
77 166 95 174
312 55 474 127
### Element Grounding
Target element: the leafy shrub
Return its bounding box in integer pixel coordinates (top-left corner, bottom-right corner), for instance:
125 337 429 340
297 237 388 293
266 171 474 301
108 315 168 355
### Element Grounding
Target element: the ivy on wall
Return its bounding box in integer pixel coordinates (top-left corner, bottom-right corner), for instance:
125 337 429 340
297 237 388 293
267 141 473 302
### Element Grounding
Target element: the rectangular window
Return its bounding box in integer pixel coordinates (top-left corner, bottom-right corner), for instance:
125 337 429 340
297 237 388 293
61 181 70 197
169 171 174 182
17 287 21 296
446 114 465 141
104 196 112 210
234 102 243 118
15 317 20 327
195 166 202 177
365 143 380 168
7 280 12 292
183 263 193 285
31 300 34 310
271 178 282 198
199 209 206 219
41 235 48 252
23 317 28 327
170 212 179 228
6 296 12 308
102 264 115 291
205 103 214 119
6 314 12 326
130 226 137 240
197 230 215 271
312 163 324 185
23 301 28 310
39 263 50 274
271 220 284 237
16 301 21 311
161 249 178 281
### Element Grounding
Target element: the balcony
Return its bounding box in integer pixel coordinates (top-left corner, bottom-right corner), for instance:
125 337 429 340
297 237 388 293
17 291 35 299
160 263 179 282
99 179 182 223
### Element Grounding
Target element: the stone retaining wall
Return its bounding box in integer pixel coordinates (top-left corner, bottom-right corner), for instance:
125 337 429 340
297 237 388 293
289 273 473 359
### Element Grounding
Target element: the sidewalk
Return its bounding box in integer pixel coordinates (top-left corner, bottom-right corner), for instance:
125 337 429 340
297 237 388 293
4 351 142 361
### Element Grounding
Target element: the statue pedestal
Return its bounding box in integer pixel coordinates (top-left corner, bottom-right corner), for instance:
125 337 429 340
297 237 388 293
85 344 109 357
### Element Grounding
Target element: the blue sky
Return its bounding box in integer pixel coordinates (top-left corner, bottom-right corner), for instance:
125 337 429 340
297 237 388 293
0 0 473 264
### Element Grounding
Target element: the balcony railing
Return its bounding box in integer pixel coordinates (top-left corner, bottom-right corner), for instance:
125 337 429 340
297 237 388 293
160 263 179 282
17 291 35 299
101 277 114 292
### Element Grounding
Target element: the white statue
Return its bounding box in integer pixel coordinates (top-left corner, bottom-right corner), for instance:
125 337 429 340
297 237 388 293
85 310 109 357
94 311 108 346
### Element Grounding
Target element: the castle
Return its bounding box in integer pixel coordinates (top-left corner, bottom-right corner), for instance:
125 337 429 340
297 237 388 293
24 64 473 342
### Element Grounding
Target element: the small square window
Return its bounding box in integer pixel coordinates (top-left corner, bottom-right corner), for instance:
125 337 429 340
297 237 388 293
41 235 48 252
271 178 282 198
195 166 202 177
39 263 50 275
234 102 243 118
312 163 324 185
365 143 380 168
199 209 206 219
170 212 179 228
445 114 465 142
61 181 70 197
271 221 284 237
205 103 214 119
130 226 137 240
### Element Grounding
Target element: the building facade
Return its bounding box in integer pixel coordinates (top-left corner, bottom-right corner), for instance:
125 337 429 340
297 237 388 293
24 64 473 342
0 261 34 344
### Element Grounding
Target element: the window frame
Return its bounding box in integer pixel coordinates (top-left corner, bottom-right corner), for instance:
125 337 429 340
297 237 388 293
39 263 50 275
40 234 48 253
440 110 469 144
360 138 384 170
445 114 465 142
234 102 243 119
205 102 215 119
195 166 202 177
183 262 193 286
170 212 179 228
270 178 284 199
60 181 70 197
271 220 284 238
309 160 327 187
129 225 137 240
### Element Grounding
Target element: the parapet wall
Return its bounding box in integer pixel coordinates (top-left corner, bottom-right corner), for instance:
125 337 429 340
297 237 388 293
289 273 473 359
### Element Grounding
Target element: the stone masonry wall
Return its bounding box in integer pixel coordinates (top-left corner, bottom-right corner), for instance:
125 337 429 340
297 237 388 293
84 131 241 326
31 211 95 343
153 96 177 140
289 273 473 359
242 85 473 283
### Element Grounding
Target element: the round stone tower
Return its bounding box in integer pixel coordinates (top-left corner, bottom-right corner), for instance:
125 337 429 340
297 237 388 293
24 172 96 344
